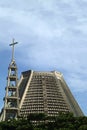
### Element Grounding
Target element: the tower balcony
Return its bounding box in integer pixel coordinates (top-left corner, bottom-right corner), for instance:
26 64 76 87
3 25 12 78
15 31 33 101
3 96 18 100
11 66 17 70
7 96 18 100
8 86 17 90
5 107 19 110
7 75 17 80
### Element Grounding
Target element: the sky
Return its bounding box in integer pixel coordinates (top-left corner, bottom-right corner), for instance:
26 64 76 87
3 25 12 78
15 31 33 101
0 0 87 115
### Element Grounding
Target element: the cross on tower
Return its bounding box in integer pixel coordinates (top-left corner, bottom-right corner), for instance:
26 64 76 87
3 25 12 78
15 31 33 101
9 39 18 61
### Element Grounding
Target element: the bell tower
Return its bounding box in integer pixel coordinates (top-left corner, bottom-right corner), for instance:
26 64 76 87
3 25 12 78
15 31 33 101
3 39 19 120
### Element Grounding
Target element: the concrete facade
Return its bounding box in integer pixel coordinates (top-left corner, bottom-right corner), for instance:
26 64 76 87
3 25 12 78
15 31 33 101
18 70 84 118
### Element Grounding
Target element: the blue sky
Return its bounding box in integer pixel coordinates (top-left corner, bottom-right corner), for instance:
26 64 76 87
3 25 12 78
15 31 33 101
0 0 87 115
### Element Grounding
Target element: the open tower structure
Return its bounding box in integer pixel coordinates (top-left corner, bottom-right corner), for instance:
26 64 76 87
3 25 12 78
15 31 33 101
3 39 19 120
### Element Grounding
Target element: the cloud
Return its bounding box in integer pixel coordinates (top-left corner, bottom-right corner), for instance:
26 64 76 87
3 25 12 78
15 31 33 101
0 0 87 44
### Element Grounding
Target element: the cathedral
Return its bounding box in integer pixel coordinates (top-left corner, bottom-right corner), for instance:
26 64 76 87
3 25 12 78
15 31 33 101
0 40 84 121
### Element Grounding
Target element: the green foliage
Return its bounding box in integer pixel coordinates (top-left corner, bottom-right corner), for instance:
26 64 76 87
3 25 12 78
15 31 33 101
27 113 46 121
78 125 87 130
0 112 87 130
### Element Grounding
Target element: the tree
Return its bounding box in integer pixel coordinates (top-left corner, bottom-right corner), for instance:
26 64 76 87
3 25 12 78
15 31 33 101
78 125 87 130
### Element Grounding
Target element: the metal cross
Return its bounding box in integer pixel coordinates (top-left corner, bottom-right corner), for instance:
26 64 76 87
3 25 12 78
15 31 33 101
9 39 18 61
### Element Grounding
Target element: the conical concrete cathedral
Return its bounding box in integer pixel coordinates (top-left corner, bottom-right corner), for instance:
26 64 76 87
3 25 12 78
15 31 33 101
18 70 83 118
